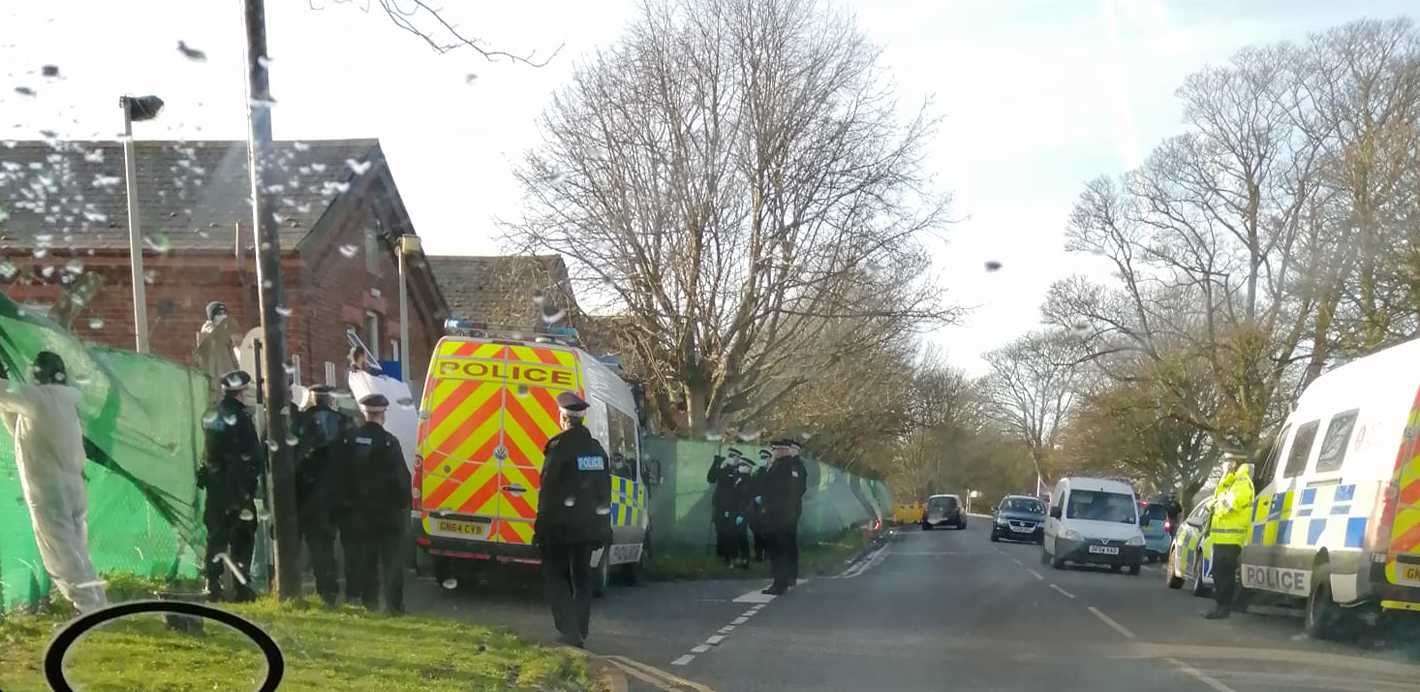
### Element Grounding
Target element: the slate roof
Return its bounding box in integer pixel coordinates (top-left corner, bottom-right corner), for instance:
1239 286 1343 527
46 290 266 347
0 138 380 252
425 255 581 329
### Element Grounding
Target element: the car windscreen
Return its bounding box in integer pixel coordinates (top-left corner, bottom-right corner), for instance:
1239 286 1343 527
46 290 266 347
1065 490 1137 524
928 497 957 511
1001 498 1043 514
1143 504 1168 521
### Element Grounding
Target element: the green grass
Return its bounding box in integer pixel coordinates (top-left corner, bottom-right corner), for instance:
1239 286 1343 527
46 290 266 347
650 528 871 581
1 579 591 692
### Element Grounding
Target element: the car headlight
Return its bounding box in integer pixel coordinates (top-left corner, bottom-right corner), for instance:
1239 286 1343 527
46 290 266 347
995 516 1008 525
1126 535 1145 547
1062 529 1081 541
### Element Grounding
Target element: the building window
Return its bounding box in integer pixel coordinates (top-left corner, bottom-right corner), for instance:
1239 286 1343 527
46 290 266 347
324 361 337 387
390 339 400 363
364 311 380 360
366 226 383 276
291 354 302 385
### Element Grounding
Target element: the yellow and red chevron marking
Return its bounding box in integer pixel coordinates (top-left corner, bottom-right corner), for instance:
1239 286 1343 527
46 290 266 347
1386 384 1420 559
497 345 578 527
419 339 509 518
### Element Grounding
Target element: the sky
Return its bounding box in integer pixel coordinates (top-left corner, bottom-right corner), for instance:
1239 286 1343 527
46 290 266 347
1 0 1414 375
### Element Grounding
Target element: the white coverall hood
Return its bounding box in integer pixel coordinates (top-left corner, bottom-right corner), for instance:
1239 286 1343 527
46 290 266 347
0 381 107 612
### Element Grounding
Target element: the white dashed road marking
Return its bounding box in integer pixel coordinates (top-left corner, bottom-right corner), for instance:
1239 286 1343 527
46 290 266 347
671 654 695 667
1049 584 1076 599
732 616 749 624
1027 569 1044 581
1088 606 1136 640
706 635 726 645
1165 657 1237 692
691 645 711 654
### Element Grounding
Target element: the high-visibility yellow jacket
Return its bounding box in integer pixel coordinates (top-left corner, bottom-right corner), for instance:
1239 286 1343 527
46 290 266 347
1209 463 1255 546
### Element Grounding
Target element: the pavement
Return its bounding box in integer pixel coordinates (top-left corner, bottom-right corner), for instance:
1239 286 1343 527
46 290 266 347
405 519 1420 691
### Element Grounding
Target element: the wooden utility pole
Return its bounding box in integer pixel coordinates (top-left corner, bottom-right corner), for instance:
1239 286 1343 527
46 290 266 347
241 0 301 600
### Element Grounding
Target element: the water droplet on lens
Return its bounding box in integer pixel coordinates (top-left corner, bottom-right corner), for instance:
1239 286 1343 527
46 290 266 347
266 439 280 452
65 259 83 274
177 40 208 62
202 411 218 425
239 508 255 521
275 305 292 317
285 434 299 446
88 317 104 330
73 374 92 385
0 261 16 281
339 244 358 258
224 414 238 426
563 497 576 507
595 505 610 515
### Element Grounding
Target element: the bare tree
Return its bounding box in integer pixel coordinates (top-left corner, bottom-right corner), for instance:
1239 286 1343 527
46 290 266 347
508 0 953 435
310 0 562 65
981 330 1082 486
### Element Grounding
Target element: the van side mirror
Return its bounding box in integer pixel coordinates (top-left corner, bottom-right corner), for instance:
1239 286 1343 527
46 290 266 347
1049 506 1062 519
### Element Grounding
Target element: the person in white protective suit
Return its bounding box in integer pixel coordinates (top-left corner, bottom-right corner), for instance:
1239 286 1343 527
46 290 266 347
0 351 108 612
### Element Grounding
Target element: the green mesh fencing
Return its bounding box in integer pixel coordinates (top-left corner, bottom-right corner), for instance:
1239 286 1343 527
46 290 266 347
641 437 891 553
0 293 207 611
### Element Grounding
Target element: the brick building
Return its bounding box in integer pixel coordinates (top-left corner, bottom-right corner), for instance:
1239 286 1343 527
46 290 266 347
0 138 448 393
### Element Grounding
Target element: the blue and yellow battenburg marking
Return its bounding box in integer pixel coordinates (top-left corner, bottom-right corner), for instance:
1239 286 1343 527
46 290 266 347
610 475 649 528
1250 484 1368 549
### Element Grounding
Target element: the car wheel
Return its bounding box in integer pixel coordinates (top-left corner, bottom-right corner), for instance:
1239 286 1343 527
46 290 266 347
1050 551 1065 570
989 530 999 542
1190 550 1210 597
1305 567 1348 641
921 522 931 531
1127 564 1141 576
1166 549 1184 590
1111 564 1122 573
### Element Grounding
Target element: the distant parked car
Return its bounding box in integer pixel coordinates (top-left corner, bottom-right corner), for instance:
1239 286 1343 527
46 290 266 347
990 495 1045 543
921 494 965 530
1165 500 1213 597
1140 502 1172 562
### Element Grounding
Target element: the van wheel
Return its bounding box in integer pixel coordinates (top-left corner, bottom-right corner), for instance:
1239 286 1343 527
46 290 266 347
1165 549 1184 589
1127 564 1141 576
1190 550 1210 597
1305 568 1346 641
620 541 650 586
592 546 611 598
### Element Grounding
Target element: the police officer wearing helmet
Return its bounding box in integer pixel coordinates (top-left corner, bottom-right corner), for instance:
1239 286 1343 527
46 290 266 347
295 384 353 606
708 447 753 567
760 438 808 595
199 370 263 602
1205 451 1255 619
750 449 771 562
535 391 612 648
340 393 411 613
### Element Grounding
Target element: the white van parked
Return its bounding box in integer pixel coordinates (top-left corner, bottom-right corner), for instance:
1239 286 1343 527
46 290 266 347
1240 337 1420 639
1042 477 1148 575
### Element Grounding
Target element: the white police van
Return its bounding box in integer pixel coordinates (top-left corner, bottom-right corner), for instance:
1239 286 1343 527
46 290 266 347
1240 337 1420 638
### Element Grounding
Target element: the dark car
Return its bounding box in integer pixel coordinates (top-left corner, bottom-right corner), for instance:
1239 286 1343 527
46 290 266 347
921 494 965 530
989 495 1046 543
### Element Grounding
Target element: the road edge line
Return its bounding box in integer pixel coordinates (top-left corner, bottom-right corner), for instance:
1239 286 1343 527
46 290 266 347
607 654 717 692
1164 657 1236 692
1087 606 1136 640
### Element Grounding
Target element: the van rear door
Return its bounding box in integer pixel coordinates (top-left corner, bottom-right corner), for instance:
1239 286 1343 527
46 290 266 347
494 343 583 547
417 339 509 544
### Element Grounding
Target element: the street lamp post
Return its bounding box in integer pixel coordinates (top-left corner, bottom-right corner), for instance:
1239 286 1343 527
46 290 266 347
119 95 163 353
397 234 420 384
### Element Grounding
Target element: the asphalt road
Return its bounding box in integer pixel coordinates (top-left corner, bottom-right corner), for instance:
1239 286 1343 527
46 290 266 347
406 521 1420 691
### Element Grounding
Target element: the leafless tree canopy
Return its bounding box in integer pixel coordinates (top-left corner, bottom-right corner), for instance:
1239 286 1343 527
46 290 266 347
312 0 562 65
980 330 1082 484
1043 18 1420 467
508 0 953 435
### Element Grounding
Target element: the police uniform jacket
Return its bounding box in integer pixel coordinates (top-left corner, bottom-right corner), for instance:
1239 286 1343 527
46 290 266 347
199 396 264 519
536 423 613 546
342 421 411 522
296 405 354 511
759 455 808 531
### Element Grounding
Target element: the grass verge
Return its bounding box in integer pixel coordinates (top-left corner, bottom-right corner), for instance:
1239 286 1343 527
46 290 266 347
1 577 591 692
650 527 871 581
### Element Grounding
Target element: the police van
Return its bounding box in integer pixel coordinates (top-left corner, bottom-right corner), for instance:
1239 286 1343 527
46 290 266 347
410 322 649 595
1240 337 1420 638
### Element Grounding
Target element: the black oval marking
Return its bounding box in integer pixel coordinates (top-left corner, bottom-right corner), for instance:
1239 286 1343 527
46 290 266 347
44 599 284 692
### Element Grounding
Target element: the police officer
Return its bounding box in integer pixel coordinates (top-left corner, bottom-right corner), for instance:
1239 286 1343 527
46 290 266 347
760 438 808 595
535 391 612 648
750 449 771 562
1205 451 1254 619
199 370 264 602
707 448 752 567
338 394 410 613
295 384 353 606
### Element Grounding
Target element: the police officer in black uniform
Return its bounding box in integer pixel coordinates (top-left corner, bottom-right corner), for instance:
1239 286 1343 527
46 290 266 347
535 391 612 648
750 449 771 562
760 438 808 595
198 370 264 602
341 393 411 614
295 384 353 606
707 448 752 567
